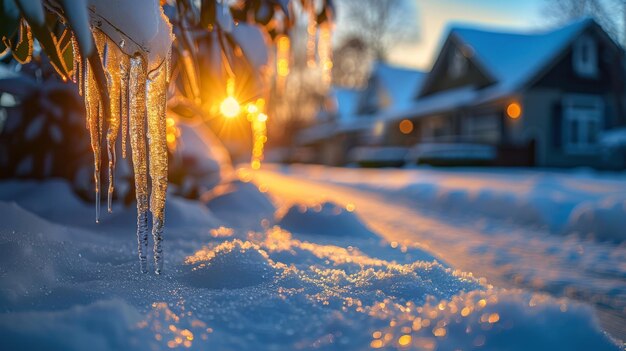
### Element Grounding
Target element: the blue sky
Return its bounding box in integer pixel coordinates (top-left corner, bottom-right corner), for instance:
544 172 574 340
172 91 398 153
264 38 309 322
388 0 546 69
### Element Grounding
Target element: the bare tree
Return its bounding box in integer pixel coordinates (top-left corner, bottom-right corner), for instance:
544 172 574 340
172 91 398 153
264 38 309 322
332 37 370 88
545 0 621 44
336 0 419 61
609 0 626 46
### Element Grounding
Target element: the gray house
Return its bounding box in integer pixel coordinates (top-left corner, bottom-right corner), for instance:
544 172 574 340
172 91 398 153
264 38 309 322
383 18 626 168
298 62 425 165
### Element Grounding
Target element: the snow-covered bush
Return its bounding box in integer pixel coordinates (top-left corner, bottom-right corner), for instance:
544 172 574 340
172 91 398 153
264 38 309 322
168 117 234 199
0 62 91 184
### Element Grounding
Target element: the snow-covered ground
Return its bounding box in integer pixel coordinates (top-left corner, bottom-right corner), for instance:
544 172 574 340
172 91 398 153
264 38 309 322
278 164 626 241
0 166 624 350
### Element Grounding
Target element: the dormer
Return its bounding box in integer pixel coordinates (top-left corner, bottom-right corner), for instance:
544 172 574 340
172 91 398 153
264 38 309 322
418 33 496 97
572 34 598 78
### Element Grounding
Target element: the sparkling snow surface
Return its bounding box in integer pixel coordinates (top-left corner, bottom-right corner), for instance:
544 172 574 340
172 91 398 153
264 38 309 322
0 165 623 350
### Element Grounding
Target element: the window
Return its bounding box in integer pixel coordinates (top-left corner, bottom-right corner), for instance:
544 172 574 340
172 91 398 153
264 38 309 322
463 114 500 143
573 35 598 78
562 95 603 153
448 48 467 79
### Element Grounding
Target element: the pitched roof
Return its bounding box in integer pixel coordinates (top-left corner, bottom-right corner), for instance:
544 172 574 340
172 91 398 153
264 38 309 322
371 62 426 112
449 17 596 92
384 18 607 123
334 87 362 117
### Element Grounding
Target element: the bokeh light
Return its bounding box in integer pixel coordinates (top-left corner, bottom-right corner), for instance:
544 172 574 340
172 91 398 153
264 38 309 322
506 102 522 119
220 97 241 118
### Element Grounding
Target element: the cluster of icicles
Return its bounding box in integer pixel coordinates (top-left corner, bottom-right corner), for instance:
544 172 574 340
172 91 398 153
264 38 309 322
305 10 333 88
72 30 170 274
250 111 267 170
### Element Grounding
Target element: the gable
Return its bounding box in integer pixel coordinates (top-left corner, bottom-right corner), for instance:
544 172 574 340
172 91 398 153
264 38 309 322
419 36 495 97
530 25 625 92
356 75 381 115
356 63 426 115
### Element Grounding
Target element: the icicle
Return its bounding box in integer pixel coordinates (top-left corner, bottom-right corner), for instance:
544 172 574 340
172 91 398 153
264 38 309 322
146 55 169 274
81 57 87 102
306 8 317 69
128 55 149 273
318 23 333 87
71 36 81 86
165 48 171 84
251 114 268 170
84 58 101 223
105 37 122 213
275 34 290 93
248 99 268 170
91 30 107 223
120 54 130 159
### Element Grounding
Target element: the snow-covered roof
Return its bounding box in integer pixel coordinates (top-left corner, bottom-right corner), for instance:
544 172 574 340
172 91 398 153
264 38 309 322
383 18 601 123
449 17 595 93
305 63 424 143
370 62 426 112
383 86 478 122
334 87 361 118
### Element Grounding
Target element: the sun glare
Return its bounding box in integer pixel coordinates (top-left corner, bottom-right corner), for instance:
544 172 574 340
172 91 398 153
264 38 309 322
220 97 241 118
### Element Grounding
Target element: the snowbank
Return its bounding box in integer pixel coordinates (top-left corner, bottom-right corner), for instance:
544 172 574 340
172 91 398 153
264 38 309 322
277 202 377 239
205 180 276 229
171 120 234 198
0 179 621 350
0 299 144 351
183 239 278 289
279 165 626 241
566 197 626 242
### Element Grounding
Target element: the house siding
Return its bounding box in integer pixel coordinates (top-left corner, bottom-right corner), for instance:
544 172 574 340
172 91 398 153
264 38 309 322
522 89 624 168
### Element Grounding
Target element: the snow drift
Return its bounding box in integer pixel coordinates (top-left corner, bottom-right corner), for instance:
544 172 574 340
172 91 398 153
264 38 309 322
0 179 621 350
280 165 626 242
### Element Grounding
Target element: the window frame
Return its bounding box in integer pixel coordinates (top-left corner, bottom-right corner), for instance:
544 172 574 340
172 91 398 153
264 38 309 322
573 34 598 78
448 48 467 79
562 94 603 154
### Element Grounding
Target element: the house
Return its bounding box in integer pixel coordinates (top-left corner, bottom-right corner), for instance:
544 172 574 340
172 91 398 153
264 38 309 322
382 18 626 168
297 62 425 165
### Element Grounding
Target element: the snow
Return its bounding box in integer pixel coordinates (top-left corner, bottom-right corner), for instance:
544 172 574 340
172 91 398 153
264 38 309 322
449 18 593 93
301 64 424 144
370 62 426 112
87 0 174 71
204 180 275 229
381 86 478 123
0 172 623 349
232 23 269 71
277 165 626 242
173 120 234 196
406 143 496 163
277 202 377 239
333 87 361 118
347 146 408 165
602 127 626 148
255 165 626 342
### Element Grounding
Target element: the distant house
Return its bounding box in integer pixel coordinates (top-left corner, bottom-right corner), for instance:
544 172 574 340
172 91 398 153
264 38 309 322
298 18 626 169
297 62 425 165
382 18 626 168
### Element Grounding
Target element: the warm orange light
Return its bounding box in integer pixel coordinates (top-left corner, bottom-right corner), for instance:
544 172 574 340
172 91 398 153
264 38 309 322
246 103 258 114
506 102 522 119
398 334 412 346
399 119 414 134
220 97 241 118
257 113 268 122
